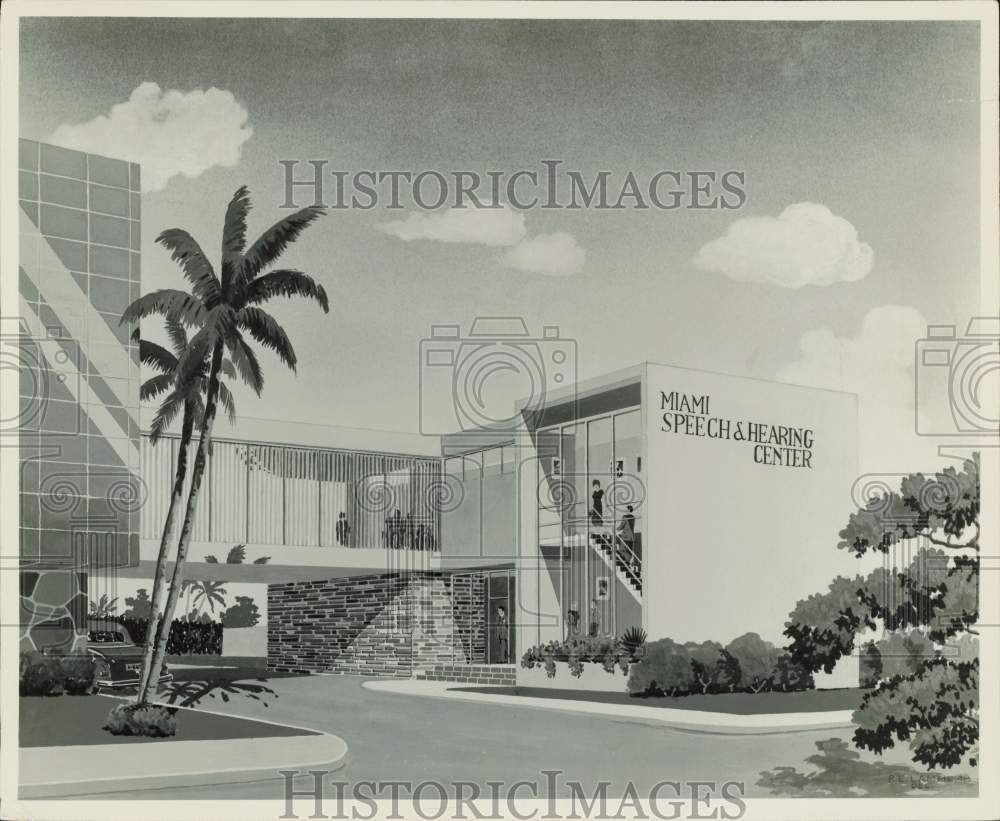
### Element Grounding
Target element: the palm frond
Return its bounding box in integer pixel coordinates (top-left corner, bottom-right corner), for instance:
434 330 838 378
220 358 237 382
226 544 246 564
137 339 178 375
217 380 237 423
149 390 186 442
240 269 330 313
165 318 190 357
225 331 264 395
172 323 216 396
140 372 175 403
156 229 222 307
221 186 253 290
238 306 297 372
239 206 326 286
121 289 208 327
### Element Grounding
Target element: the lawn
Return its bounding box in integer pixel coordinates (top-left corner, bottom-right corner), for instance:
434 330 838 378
457 686 869 714
20 693 318 747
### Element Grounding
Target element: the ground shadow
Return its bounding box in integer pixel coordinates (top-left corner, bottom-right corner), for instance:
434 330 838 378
160 676 280 709
757 738 977 797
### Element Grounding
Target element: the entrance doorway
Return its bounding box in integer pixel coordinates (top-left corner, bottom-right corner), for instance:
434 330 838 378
485 570 515 664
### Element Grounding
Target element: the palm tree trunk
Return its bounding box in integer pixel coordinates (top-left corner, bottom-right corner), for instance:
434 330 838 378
136 405 196 704
145 341 225 693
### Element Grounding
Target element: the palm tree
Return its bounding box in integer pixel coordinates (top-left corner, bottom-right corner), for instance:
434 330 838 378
204 543 271 564
89 593 119 619
130 318 238 701
189 580 228 616
125 186 328 702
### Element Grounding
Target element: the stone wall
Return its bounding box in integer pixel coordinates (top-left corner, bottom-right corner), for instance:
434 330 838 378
20 569 88 654
267 571 490 676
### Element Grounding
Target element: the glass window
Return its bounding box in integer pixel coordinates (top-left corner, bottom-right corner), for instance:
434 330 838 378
482 446 502 477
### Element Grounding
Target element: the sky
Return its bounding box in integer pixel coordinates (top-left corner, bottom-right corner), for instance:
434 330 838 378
19 18 986 473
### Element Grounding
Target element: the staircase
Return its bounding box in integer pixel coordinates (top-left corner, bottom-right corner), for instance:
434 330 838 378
589 531 642 602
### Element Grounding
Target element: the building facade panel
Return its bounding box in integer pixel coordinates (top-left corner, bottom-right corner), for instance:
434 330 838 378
17 139 141 653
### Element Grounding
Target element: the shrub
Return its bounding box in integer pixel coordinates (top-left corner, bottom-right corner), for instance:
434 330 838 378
770 653 814 692
118 617 222 655
521 636 631 678
627 638 693 696
60 654 98 694
19 652 98 696
222 595 261 628
725 632 781 693
618 626 647 659
104 703 177 737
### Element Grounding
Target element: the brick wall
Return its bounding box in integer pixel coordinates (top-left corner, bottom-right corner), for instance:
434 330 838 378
267 571 490 676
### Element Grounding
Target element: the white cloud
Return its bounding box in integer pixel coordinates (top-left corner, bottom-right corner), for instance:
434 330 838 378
503 233 586 276
694 202 874 288
379 207 526 247
776 305 941 472
48 82 252 193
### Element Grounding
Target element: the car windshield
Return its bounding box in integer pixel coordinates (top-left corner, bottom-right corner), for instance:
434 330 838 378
88 630 126 643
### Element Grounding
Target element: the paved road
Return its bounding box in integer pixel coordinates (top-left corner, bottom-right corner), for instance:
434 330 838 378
58 673 962 801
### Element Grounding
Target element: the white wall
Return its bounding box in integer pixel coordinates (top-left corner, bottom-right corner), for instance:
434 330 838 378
643 363 859 646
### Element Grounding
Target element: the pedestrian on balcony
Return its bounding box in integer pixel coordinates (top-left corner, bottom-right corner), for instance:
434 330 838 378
590 479 604 527
336 512 351 547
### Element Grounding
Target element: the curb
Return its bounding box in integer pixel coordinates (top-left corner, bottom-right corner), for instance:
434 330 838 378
363 679 855 735
20 698 348 799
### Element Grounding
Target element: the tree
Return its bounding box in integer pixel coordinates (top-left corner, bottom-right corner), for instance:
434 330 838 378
204 543 271 565
126 186 328 703
188 580 228 618
684 640 726 693
725 632 780 693
129 317 238 702
627 638 693 696
786 454 980 769
770 653 814 692
122 588 153 621
89 593 118 619
222 595 261 628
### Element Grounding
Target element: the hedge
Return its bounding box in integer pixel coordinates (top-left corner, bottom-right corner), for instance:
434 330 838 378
628 633 814 697
118 617 222 655
20 651 98 696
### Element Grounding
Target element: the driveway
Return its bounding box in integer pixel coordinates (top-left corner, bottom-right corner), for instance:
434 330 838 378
56 672 974 800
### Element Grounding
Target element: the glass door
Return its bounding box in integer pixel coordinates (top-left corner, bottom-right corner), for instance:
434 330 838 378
485 570 516 664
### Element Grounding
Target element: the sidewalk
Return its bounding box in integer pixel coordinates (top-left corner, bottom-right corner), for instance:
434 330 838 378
20 701 347 799
363 679 854 735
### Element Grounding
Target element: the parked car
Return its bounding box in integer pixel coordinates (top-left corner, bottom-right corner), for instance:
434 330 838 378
86 619 173 690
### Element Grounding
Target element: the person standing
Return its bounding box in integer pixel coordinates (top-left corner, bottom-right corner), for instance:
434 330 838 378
335 512 351 547
589 598 601 637
494 604 509 663
590 479 604 526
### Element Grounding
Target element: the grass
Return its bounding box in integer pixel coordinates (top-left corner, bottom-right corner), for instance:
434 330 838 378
452 686 869 714
19 693 318 747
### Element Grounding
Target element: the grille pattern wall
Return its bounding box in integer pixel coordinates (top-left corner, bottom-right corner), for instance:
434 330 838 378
141 436 442 549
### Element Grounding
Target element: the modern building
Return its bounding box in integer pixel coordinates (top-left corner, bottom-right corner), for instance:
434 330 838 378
17 140 860 689
17 139 142 653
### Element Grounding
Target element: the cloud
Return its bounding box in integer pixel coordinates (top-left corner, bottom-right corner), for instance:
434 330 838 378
379 207 527 246
503 233 586 276
48 82 252 193
776 305 942 472
694 202 874 288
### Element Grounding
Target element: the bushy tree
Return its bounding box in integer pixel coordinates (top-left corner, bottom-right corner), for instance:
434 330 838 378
786 454 980 769
122 588 153 621
725 632 781 693
627 638 693 696
222 595 261 628
684 640 725 694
